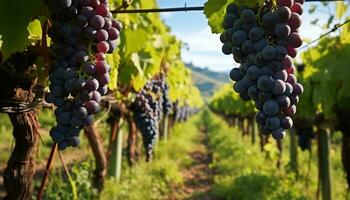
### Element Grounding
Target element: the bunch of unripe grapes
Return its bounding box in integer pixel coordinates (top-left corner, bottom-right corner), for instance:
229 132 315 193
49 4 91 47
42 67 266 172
45 0 121 149
221 0 304 140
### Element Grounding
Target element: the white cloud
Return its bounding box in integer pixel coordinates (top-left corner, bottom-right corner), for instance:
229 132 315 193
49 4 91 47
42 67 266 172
171 27 237 71
182 51 238 72
160 12 174 19
174 27 221 52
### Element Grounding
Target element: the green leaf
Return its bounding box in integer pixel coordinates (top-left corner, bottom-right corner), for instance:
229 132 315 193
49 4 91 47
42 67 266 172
336 2 348 19
27 19 42 41
106 49 120 91
204 0 228 33
0 0 45 58
121 28 149 56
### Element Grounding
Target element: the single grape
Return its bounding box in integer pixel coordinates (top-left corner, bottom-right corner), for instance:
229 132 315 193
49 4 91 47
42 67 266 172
266 116 281 131
273 70 288 81
108 27 119 40
288 13 302 30
97 41 110 53
233 81 247 93
226 3 239 14
263 100 280 116
90 15 105 29
272 80 286 95
83 62 96 75
96 29 109 41
229 68 242 81
249 27 264 41
288 32 303 48
275 23 291 39
277 0 294 8
98 73 110 85
248 85 259 99
276 6 292 22
293 83 304 95
84 100 100 114
262 45 276 60
291 3 303 15
272 128 286 140
95 4 108 16
280 116 293 129
287 74 297 85
276 95 291 108
283 105 297 116
232 30 248 46
85 78 99 91
257 75 274 92
247 65 260 80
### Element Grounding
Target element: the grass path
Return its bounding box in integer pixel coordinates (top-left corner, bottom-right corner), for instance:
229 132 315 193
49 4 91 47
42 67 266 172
179 127 215 200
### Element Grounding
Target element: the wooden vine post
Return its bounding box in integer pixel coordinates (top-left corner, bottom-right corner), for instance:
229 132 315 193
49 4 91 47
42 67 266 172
161 115 169 141
126 113 137 166
289 128 298 176
317 127 332 200
250 116 256 145
108 118 124 182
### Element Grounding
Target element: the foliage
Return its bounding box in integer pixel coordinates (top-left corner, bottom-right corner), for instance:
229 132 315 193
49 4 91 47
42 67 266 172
209 84 255 117
298 4 350 120
0 0 45 59
201 110 308 200
40 159 97 200
100 115 201 200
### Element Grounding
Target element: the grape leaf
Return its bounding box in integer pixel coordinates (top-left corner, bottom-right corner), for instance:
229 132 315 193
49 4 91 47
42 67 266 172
0 0 44 58
204 0 228 33
27 19 42 41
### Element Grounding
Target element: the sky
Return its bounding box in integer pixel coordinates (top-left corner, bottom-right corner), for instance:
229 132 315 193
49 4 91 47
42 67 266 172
156 0 346 72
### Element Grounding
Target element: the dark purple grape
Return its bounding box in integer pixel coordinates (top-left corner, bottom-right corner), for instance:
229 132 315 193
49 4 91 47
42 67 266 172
98 73 110 85
266 116 280 131
91 91 102 102
229 68 242 81
263 100 280 116
272 128 286 140
272 80 286 95
84 100 100 114
90 15 105 29
280 116 293 129
96 29 108 41
85 78 99 91
276 95 291 108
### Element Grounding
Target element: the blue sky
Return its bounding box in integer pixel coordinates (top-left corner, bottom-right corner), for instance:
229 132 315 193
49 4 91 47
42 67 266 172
157 1 345 72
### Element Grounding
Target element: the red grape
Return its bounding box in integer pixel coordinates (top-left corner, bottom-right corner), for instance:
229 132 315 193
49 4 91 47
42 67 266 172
291 3 303 15
97 41 109 53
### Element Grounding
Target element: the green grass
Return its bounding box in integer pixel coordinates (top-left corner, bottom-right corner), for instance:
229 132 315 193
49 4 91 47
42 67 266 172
202 109 350 200
100 115 201 200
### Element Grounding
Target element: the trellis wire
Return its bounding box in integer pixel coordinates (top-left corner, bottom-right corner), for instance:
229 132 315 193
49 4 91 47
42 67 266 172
112 0 346 14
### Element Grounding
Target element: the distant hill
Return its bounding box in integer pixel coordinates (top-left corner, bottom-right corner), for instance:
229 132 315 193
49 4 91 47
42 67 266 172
186 63 230 99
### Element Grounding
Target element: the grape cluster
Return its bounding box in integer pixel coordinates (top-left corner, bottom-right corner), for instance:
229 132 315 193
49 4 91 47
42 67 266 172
160 76 172 116
45 0 121 150
173 102 199 123
296 125 314 151
222 0 304 140
131 78 165 161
